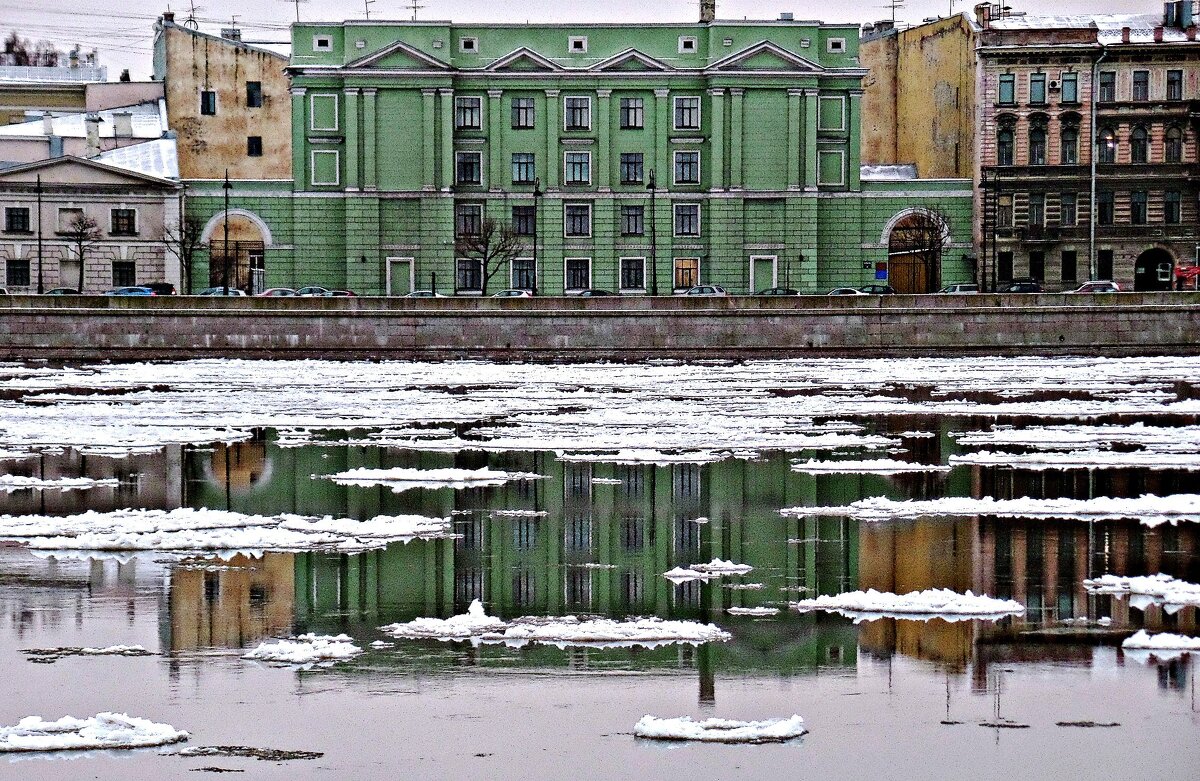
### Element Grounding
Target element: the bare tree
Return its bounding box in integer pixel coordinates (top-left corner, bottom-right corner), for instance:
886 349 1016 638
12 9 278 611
60 213 101 292
3 32 60 66
454 217 525 296
163 215 205 295
888 207 949 293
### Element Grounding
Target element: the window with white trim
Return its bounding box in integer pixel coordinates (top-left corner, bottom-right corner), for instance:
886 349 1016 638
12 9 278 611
678 36 697 53
827 37 846 53
620 257 646 290
564 151 591 185
455 96 482 130
568 36 588 53
456 151 483 186
455 202 483 236
312 35 332 52
459 37 478 53
310 150 340 186
673 257 699 290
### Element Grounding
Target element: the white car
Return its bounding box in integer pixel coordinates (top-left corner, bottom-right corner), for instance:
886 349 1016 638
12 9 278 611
682 285 727 296
827 287 868 296
491 289 533 297
404 290 447 298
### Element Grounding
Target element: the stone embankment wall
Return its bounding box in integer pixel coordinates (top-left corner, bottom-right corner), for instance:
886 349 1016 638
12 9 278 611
1 293 1198 360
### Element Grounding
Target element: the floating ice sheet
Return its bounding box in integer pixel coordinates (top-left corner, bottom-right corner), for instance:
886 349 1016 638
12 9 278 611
243 634 363 668
379 600 508 640
0 713 188 753
634 715 805 744
324 466 542 492
727 607 780 616
792 458 950 474
953 423 1200 452
949 450 1200 471
664 559 753 582
791 588 1025 623
0 476 120 493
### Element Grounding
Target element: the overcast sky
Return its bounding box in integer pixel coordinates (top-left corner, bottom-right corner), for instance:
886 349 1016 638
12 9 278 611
2 0 1160 79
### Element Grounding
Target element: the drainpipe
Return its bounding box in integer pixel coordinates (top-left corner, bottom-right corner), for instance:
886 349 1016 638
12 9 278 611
1089 43 1108 281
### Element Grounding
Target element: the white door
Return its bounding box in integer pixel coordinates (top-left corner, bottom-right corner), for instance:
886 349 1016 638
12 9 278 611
750 255 777 291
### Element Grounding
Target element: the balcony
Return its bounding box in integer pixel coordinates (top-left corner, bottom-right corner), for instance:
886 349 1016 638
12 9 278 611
1019 225 1060 243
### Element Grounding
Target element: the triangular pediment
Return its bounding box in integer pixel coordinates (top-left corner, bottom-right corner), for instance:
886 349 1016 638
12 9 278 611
485 47 563 72
709 41 823 72
590 48 673 72
0 156 177 188
347 39 451 70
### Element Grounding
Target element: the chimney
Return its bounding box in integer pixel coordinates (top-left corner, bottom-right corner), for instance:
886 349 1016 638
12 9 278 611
779 12 794 21
1188 25 1197 40
113 111 133 138
1154 25 1165 42
162 10 175 23
700 0 716 23
84 113 101 158
1122 26 1131 43
975 2 992 30
221 27 242 42
42 112 53 135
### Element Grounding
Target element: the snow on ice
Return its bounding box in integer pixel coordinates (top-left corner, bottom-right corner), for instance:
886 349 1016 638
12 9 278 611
949 450 1200 470
791 588 1025 622
791 458 950 474
727 607 780 616
1083 573 1200 610
634 715 806 744
663 559 752 582
0 713 188 752
242 634 363 668
1122 630 1200 651
324 466 542 492
0 476 120 493
783 495 1200 526
379 599 508 640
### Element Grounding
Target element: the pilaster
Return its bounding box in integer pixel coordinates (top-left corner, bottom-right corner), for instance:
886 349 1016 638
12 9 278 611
729 88 743 189
362 88 378 191
439 88 454 192
291 88 307 191
803 88 818 191
848 90 863 191
708 88 726 190
787 89 802 191
422 89 437 191
654 88 670 185
544 89 560 189
343 88 361 192
596 89 612 191
488 89 504 191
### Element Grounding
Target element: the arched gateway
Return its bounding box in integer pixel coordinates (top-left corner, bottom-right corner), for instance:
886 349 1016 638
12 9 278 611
1133 248 1174 291
885 210 949 294
201 210 272 294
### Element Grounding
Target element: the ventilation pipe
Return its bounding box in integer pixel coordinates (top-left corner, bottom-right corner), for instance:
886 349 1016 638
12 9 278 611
700 0 716 23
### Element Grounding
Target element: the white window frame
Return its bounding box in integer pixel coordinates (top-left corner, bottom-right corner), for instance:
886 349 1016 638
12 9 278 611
568 36 588 54
749 254 778 291
563 256 592 291
673 149 701 185
673 257 701 291
454 96 483 130
309 93 340 131
673 203 701 237
455 151 484 186
818 95 846 132
459 36 479 53
563 202 592 238
678 36 697 53
109 206 139 236
312 34 332 52
510 256 536 291
386 256 415 295
673 96 702 131
563 95 592 131
827 37 846 53
199 88 218 116
619 256 647 292
817 149 846 186
310 150 341 186
563 150 592 186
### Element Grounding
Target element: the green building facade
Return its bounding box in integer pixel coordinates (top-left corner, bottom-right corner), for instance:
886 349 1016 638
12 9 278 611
186 17 974 295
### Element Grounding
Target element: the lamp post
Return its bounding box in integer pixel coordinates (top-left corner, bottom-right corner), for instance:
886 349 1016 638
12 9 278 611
35 174 43 293
532 176 543 296
647 169 658 295
222 169 232 293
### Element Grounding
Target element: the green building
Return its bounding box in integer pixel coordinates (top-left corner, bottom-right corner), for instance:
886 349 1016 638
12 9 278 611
184 15 974 295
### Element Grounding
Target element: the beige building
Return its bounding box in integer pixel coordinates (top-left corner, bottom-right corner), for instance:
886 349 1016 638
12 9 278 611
0 156 181 292
860 14 979 179
153 13 291 180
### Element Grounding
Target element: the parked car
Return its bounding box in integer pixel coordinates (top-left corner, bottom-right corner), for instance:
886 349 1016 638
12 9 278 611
139 282 176 296
0 287 7 295
195 286 247 296
255 287 297 297
999 279 1044 293
755 287 799 296
295 286 332 297
858 284 898 295
492 289 532 297
938 282 979 293
683 285 727 296
574 289 615 297
828 287 868 296
403 290 446 298
1072 280 1121 294
330 289 359 297
45 287 79 295
104 286 155 296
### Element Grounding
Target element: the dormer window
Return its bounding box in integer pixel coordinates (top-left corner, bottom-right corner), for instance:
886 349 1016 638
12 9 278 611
312 35 332 52
827 38 846 53
460 37 478 53
569 36 588 53
679 36 697 53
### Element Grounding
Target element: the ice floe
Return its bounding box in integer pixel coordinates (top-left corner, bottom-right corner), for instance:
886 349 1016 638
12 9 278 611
379 599 508 640
242 634 363 668
784 494 1200 526
1083 573 1200 611
948 450 1200 471
634 715 805 744
0 476 120 492
953 423 1200 452
1121 630 1200 652
324 466 542 492
663 559 753 582
791 458 950 474
22 645 152 664
0 713 188 752
727 607 780 616
791 588 1025 622
0 508 452 552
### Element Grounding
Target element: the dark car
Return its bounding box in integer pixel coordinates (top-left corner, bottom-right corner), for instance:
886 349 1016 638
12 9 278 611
139 282 176 296
756 287 799 296
1000 279 1044 293
295 286 332 297
575 289 615 297
45 288 79 295
329 289 358 297
858 284 897 295
104 286 155 296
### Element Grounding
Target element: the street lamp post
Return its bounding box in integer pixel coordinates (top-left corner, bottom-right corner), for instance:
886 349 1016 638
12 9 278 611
222 169 232 294
647 169 657 295
35 174 43 293
532 176 543 296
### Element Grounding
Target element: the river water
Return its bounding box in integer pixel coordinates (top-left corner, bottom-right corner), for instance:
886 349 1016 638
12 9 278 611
0 358 1196 778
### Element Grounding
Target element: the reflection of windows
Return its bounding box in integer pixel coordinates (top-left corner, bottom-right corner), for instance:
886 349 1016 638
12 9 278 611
620 466 645 497
565 463 591 499
673 257 699 289
512 570 535 609
622 571 644 605
514 518 537 549
454 569 483 604
621 515 645 551
565 569 590 607
673 463 701 499
565 515 591 552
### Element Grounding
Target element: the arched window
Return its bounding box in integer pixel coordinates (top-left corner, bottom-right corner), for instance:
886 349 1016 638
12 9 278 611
997 126 1015 166
1098 128 1117 164
1029 123 1047 165
1060 125 1079 165
1131 126 1148 163
1166 125 1184 163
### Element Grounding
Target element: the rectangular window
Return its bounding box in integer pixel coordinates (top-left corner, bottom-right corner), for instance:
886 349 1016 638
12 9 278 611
1029 251 1045 281
620 257 645 290
620 205 644 236
619 97 644 129
247 136 263 157
1060 71 1078 103
455 96 482 130
111 260 136 287
1028 193 1045 226
512 205 536 236
1132 70 1149 101
999 251 1014 282
1098 249 1114 279
455 203 483 236
246 81 263 108
619 153 644 184
57 207 83 232
511 97 535 129
674 96 700 130
569 36 588 53
1098 71 1116 103
673 257 699 290
1061 250 1078 283
110 208 136 236
1166 190 1182 224
1097 191 1114 225
998 73 1015 105
512 257 535 290
565 257 591 290
512 153 535 184
1060 193 1077 226
564 203 591 237
1029 72 1047 105
678 36 697 53
1167 69 1183 101
564 96 591 130
674 151 699 184
312 35 332 52
564 152 591 185
456 258 482 291
310 149 339 185
1131 191 1148 224
456 152 482 185
997 194 1013 228
459 37 478 53
5 258 29 287
200 90 216 115
674 204 700 236
3 207 30 233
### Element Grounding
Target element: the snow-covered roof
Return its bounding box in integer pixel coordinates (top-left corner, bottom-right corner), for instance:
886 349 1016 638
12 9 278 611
992 14 1197 44
0 100 166 140
861 164 918 181
96 138 178 180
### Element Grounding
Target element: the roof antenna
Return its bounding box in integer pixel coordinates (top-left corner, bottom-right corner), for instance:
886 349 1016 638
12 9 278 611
279 0 310 23
184 0 202 29
364 0 375 18
408 0 425 21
